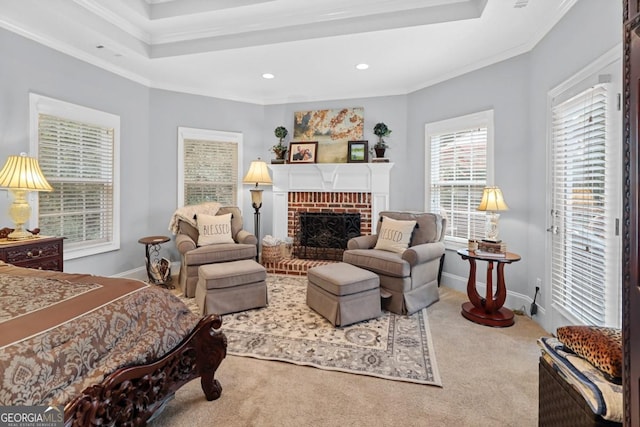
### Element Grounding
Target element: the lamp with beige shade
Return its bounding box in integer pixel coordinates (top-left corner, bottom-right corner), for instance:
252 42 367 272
0 153 53 240
242 158 272 259
477 186 509 243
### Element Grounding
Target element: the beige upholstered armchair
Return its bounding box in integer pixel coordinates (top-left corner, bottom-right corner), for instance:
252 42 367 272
343 211 446 315
174 206 257 298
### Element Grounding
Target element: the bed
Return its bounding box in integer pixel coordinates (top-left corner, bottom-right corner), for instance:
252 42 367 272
0 261 227 426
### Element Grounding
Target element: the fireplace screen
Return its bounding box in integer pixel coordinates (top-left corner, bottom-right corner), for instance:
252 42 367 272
294 212 361 260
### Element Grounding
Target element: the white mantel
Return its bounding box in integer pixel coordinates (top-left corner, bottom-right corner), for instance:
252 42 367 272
268 163 394 239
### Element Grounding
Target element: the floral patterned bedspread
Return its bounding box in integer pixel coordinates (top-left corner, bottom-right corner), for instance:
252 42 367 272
0 262 199 407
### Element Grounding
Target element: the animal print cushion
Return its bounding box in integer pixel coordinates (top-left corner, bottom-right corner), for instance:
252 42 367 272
556 326 622 380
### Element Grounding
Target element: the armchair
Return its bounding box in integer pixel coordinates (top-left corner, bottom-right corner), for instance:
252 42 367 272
175 206 257 297
343 211 446 315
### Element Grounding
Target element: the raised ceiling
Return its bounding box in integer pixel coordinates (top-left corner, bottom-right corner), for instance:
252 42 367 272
0 0 576 105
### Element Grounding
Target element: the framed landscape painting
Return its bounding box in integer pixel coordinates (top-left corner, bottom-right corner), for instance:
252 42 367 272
293 107 364 163
347 141 368 163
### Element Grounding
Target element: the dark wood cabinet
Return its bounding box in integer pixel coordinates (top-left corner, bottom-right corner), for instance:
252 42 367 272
0 237 63 271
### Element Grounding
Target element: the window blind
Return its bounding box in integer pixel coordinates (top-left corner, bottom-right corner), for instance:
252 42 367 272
430 127 487 242
550 83 618 326
37 113 115 248
183 139 238 206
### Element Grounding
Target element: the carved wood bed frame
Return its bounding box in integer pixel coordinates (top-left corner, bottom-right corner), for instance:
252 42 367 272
63 314 227 426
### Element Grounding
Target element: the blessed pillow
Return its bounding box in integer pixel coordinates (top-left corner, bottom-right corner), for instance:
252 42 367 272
556 325 622 381
374 216 417 254
196 213 234 246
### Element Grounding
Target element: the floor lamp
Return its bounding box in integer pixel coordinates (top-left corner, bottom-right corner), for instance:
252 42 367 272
242 158 272 261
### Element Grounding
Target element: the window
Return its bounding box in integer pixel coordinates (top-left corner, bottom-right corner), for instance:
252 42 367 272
548 52 621 328
30 93 120 259
425 110 494 246
177 127 242 207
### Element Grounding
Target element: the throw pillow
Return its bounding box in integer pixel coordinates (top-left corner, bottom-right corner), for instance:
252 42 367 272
556 325 622 381
196 213 234 246
374 216 417 254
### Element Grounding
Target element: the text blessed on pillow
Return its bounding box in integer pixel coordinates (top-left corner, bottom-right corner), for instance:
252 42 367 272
374 216 417 254
197 212 234 246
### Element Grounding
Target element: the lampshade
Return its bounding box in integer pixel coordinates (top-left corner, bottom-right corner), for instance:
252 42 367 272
242 158 273 186
0 154 53 191
477 186 509 212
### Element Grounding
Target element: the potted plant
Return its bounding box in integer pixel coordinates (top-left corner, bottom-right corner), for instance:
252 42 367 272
373 122 391 158
271 126 289 164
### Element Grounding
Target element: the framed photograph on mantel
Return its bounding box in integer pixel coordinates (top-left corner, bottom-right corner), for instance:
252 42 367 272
347 140 368 163
288 141 318 163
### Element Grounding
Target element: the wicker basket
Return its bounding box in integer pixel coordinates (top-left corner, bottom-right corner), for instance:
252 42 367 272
261 244 282 263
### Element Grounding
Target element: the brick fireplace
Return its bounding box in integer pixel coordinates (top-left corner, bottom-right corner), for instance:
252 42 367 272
287 191 372 238
265 163 393 274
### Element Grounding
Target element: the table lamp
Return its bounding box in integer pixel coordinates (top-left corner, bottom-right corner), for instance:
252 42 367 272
477 186 509 243
242 158 272 260
0 153 53 240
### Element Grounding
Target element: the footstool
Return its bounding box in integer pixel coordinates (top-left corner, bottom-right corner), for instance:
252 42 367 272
196 259 268 315
306 262 381 327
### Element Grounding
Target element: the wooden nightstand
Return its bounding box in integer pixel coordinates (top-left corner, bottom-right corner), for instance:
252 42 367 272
0 236 64 271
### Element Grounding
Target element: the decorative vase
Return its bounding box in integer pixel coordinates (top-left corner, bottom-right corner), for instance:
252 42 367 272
271 150 287 164
374 147 386 158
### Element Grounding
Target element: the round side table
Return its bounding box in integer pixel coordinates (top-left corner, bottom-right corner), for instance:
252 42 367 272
138 235 173 288
457 248 521 327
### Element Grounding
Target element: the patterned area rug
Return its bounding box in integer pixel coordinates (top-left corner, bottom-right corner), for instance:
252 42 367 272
178 274 441 386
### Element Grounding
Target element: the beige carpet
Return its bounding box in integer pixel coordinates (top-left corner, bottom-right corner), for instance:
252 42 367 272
154 279 548 426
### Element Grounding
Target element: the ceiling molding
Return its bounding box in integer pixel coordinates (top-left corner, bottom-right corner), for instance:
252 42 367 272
150 1 486 56
0 0 582 105
150 0 275 20
72 0 151 44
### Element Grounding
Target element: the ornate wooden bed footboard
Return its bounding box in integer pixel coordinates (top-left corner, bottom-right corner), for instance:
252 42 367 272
64 314 227 427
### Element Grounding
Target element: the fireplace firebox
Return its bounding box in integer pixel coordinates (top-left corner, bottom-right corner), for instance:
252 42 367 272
294 212 361 260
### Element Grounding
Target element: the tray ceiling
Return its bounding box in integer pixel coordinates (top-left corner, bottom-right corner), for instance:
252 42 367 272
0 0 576 104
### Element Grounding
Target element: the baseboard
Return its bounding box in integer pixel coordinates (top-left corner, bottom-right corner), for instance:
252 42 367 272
111 261 181 281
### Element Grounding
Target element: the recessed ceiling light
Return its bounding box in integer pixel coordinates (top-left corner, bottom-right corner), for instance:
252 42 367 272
356 63 369 70
262 73 275 79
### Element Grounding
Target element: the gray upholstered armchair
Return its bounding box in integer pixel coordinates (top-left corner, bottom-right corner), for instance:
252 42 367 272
175 206 257 298
343 211 446 315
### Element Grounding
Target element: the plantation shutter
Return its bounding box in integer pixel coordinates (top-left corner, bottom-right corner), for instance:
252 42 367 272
550 83 619 326
37 113 114 247
183 139 238 206
430 127 487 242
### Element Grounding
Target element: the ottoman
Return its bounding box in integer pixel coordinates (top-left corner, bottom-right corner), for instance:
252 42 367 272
196 259 267 315
307 262 381 327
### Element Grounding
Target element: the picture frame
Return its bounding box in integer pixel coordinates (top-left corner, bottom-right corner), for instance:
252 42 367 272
347 140 368 163
288 141 318 163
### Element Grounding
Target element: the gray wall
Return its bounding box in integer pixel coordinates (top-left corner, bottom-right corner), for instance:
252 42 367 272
407 52 531 304
0 28 151 276
0 0 622 332
526 0 622 331
148 89 264 262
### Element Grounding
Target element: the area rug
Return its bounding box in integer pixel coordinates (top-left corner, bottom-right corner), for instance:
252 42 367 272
178 274 442 386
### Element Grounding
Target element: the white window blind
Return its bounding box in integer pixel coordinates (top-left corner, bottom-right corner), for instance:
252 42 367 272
550 83 619 326
427 116 490 244
37 113 115 251
183 138 238 206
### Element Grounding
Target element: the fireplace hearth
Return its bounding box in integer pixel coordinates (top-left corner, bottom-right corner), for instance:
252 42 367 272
294 212 361 260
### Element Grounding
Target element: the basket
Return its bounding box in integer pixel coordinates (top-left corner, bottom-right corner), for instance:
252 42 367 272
262 244 282 263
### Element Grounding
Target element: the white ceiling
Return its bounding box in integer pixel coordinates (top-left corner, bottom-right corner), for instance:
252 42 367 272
0 0 576 105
